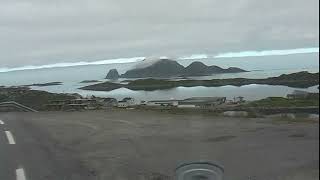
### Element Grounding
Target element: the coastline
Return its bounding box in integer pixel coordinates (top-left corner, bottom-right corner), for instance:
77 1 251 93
1 85 319 116
80 71 320 91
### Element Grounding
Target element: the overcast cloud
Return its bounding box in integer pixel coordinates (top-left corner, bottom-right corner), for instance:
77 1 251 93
0 0 319 68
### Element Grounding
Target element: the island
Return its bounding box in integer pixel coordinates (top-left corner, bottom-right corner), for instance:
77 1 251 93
24 82 63 87
106 59 248 79
106 69 120 79
80 71 320 91
79 80 102 83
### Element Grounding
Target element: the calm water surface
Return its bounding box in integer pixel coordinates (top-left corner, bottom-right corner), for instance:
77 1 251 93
0 61 318 101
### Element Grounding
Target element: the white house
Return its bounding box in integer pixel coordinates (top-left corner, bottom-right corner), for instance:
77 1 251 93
179 97 227 108
147 100 179 107
122 97 135 106
117 97 135 108
117 101 129 108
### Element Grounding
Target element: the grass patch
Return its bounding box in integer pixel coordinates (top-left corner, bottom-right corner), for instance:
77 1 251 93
271 117 318 124
245 97 319 108
0 87 77 110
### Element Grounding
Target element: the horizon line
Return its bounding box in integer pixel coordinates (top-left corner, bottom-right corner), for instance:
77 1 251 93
0 47 319 73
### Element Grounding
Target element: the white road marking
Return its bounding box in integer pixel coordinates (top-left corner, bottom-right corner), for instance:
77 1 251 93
0 119 4 124
16 168 27 180
5 131 16 144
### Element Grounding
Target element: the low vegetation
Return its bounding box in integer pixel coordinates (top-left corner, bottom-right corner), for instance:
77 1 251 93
79 80 101 83
24 82 63 87
245 97 319 108
80 71 319 91
0 87 79 110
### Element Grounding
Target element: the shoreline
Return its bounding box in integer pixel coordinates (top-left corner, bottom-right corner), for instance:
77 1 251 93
1 71 319 113
80 71 320 91
1 85 318 116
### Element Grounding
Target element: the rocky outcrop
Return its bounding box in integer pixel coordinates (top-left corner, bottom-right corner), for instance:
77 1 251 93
119 59 247 78
106 69 120 79
182 62 247 76
81 72 320 91
121 59 185 78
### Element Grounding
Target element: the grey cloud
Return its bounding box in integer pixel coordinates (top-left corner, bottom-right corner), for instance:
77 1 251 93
0 0 318 67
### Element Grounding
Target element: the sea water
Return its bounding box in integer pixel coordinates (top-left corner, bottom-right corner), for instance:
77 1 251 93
0 55 319 101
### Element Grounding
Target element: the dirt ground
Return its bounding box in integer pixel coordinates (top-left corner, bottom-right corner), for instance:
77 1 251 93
8 109 320 180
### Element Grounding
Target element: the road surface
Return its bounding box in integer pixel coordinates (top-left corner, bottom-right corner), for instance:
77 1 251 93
0 110 319 180
0 113 91 180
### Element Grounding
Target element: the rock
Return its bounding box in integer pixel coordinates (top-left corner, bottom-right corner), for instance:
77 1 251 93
182 61 247 76
24 82 63 87
121 59 185 78
106 69 120 79
120 59 247 78
80 80 101 83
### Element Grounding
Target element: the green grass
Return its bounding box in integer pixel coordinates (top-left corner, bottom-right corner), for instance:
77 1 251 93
271 117 319 124
246 97 319 108
81 72 319 91
0 88 77 110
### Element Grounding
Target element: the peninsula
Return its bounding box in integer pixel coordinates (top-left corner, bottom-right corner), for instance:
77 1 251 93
80 71 319 91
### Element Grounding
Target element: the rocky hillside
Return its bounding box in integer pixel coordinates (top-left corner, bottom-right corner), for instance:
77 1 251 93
121 59 185 78
106 69 120 79
182 61 247 76
119 59 247 78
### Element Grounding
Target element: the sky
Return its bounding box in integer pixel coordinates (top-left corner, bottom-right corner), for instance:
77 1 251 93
0 0 319 68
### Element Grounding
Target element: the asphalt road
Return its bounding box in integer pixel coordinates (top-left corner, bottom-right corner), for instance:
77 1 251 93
0 113 92 180
0 110 319 180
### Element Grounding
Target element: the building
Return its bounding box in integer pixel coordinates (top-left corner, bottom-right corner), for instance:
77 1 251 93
233 96 245 104
66 99 99 110
87 97 118 108
145 97 227 108
147 100 179 107
46 100 66 111
117 97 135 108
117 101 129 108
177 104 197 108
179 97 227 108
287 90 319 100
287 90 309 99
140 100 147 105
46 98 100 111
102 98 118 107
122 97 135 106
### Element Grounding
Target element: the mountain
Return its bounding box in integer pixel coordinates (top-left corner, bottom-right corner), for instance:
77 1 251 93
225 67 248 73
119 59 247 78
181 61 211 76
181 62 247 76
121 59 185 78
106 69 120 79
